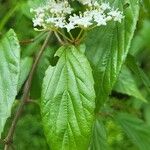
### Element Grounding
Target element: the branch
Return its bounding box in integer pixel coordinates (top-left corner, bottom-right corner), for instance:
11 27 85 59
4 31 52 150
26 99 39 106
19 31 47 45
54 31 65 45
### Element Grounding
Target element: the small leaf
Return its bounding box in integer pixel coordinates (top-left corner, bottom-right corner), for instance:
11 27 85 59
0 29 20 137
113 66 147 102
41 45 95 150
115 113 150 150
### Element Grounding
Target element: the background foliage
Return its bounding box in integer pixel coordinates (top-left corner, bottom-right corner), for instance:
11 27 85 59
0 0 150 150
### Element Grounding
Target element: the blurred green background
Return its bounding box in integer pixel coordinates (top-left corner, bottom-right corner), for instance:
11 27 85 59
0 0 150 150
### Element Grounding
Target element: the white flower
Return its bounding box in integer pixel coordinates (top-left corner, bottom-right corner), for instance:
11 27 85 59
77 0 93 6
65 23 75 32
84 9 97 18
54 17 66 28
63 6 73 14
33 17 44 27
31 0 124 32
100 2 111 10
94 13 107 26
46 17 56 24
69 14 92 28
108 9 124 23
76 16 92 28
106 16 112 21
69 14 80 25
46 17 66 28
48 1 73 14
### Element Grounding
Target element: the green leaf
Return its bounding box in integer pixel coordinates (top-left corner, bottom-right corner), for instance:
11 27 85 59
41 45 95 150
129 20 150 55
115 113 150 150
85 0 140 111
126 54 150 94
90 118 109 150
113 66 147 102
0 29 20 138
17 57 33 91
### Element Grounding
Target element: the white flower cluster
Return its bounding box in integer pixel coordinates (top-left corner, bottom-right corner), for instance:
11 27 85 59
31 0 124 32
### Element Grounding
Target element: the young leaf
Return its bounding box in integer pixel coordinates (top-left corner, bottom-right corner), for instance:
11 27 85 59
85 0 140 111
0 29 20 138
90 118 109 150
115 113 150 150
113 66 147 102
41 45 95 150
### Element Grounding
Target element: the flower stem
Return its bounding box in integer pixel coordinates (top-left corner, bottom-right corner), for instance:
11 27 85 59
68 31 74 41
54 31 65 45
57 30 72 42
19 31 46 45
76 29 84 41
